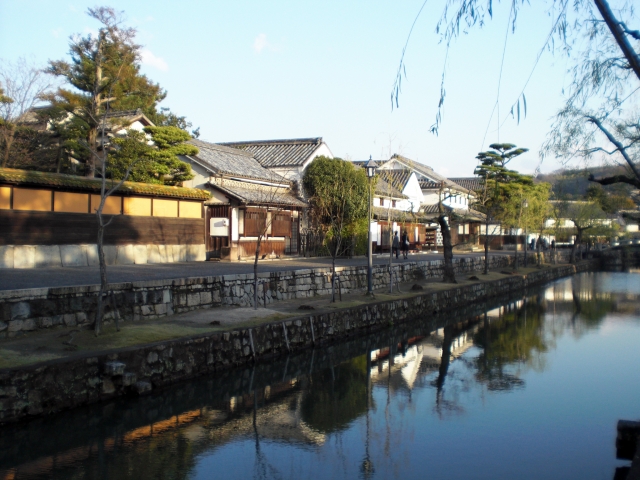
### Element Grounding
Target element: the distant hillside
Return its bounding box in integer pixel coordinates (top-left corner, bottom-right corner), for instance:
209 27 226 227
538 164 638 199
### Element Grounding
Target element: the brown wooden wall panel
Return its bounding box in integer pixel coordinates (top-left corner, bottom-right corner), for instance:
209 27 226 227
0 210 204 246
238 239 285 258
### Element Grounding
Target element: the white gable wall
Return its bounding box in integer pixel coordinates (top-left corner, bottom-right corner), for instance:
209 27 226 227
379 159 406 170
270 142 334 184
421 190 440 206
113 119 147 135
180 158 211 190
421 189 469 210
400 173 423 213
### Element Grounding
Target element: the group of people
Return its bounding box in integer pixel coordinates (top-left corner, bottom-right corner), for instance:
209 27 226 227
392 231 410 259
529 237 553 251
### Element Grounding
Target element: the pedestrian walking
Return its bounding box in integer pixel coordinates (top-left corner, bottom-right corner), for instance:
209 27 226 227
401 231 410 259
392 231 400 259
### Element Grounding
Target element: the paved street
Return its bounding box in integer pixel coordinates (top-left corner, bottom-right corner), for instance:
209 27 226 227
0 252 493 291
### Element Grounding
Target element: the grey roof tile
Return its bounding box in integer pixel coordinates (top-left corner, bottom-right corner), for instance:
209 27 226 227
188 139 287 183
372 206 437 222
390 154 470 194
220 138 323 168
377 169 413 192
418 179 441 189
374 177 407 199
206 178 306 207
449 177 483 192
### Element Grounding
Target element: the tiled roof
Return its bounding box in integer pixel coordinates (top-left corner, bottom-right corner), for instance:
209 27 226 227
372 206 437 223
389 154 470 194
620 210 640 221
422 204 451 215
458 208 485 221
374 177 407 199
206 178 307 208
22 107 155 129
449 177 483 192
418 179 441 189
188 139 288 184
220 138 324 168
377 169 412 193
349 161 405 198
352 159 390 169
421 203 485 221
0 167 211 200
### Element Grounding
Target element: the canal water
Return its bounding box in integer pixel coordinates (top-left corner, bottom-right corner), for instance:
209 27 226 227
1 271 639 480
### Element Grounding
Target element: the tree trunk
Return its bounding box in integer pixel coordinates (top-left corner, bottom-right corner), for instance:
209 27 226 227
437 215 456 283
435 326 454 391
577 229 584 262
95 217 107 336
483 217 490 275
514 239 519 271
86 128 97 178
1 124 16 168
331 252 337 303
570 229 584 264
253 238 261 310
593 0 640 81
86 34 104 179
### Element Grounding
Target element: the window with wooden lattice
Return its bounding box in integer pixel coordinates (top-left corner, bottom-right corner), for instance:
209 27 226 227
244 209 267 236
271 212 291 237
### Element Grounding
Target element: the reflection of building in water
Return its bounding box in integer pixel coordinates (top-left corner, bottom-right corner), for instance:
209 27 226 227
543 275 640 316
369 327 477 392
2 379 325 479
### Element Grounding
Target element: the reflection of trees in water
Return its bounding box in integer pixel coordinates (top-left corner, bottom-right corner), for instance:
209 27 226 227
568 276 615 338
432 327 467 418
473 299 548 392
252 390 283 480
300 355 370 434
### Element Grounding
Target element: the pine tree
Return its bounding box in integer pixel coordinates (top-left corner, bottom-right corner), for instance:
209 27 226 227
43 7 165 177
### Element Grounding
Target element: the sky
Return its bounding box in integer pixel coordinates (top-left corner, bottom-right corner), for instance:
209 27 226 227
0 0 581 177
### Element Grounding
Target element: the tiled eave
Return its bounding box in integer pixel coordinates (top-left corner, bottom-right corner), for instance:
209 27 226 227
0 167 211 201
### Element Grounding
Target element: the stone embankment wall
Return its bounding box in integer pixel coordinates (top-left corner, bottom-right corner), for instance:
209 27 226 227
597 246 640 267
0 254 529 337
0 261 597 424
0 244 206 269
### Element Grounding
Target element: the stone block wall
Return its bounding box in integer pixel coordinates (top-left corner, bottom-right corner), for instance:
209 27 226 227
0 261 597 424
0 254 536 337
0 244 206 269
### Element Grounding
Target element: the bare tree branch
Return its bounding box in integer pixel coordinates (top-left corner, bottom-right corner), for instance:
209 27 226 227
585 115 640 182
619 21 640 40
588 172 640 188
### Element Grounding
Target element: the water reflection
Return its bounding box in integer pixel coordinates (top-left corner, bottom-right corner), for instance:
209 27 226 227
1 272 639 479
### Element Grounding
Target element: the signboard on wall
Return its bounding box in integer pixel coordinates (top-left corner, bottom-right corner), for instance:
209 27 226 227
210 217 229 236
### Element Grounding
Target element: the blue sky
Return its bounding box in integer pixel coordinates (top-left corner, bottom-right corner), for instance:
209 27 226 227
1 0 575 177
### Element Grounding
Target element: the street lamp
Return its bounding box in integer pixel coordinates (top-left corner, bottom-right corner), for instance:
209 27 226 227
365 156 378 295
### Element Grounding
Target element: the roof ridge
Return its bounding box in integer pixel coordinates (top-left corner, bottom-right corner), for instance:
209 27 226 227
391 154 434 171
220 137 322 146
189 139 255 157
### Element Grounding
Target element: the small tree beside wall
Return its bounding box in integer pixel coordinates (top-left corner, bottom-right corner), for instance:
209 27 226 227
303 156 368 302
